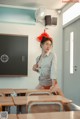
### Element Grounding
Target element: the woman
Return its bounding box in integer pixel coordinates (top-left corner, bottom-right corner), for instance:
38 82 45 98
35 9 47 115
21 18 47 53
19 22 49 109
32 36 80 111
33 36 63 95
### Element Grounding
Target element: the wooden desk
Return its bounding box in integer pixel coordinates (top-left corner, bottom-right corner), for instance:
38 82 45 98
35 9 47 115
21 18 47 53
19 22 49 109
0 97 14 106
18 111 80 119
12 96 27 113
27 95 72 104
14 89 51 96
0 97 14 112
12 96 27 106
0 89 51 96
0 93 3 96
14 89 28 96
12 95 68 106
27 89 50 93
27 95 72 113
8 114 18 119
26 89 51 96
0 89 14 96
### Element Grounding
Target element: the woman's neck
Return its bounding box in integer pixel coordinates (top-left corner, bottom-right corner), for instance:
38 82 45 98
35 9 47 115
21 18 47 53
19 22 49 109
42 51 47 57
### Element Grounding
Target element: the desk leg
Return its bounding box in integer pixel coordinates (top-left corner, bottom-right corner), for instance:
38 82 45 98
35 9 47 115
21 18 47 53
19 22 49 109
0 106 2 111
17 106 20 114
17 105 23 114
17 105 27 114
2 106 10 113
2 106 5 111
63 104 71 111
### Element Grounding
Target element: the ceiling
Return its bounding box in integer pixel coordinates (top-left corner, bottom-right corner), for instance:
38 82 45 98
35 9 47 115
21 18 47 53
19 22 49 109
0 0 67 10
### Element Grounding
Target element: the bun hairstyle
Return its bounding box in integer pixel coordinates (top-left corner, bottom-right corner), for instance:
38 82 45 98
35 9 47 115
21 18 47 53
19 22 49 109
40 37 53 48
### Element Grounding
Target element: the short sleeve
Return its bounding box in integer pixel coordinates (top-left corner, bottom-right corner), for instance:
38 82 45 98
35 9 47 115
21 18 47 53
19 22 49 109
50 53 57 80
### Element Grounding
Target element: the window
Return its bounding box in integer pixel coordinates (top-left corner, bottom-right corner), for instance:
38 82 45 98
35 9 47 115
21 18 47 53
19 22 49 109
63 3 80 25
70 32 74 74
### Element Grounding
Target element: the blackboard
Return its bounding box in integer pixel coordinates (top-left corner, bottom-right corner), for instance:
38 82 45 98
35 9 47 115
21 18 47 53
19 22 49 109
0 34 28 76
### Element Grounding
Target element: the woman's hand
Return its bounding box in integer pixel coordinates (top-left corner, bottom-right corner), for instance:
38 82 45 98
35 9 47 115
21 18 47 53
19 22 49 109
50 84 64 96
32 64 39 72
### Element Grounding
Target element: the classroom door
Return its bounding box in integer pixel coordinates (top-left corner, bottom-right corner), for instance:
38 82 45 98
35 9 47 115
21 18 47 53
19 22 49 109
63 18 80 105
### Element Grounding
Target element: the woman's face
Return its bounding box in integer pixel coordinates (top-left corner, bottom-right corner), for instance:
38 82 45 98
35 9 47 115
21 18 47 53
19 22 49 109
41 40 52 53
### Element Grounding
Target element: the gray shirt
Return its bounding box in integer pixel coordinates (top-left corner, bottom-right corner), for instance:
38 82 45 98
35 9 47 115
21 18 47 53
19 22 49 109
36 52 57 86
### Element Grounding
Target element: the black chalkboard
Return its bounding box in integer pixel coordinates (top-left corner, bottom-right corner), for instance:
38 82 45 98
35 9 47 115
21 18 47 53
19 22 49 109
0 34 28 76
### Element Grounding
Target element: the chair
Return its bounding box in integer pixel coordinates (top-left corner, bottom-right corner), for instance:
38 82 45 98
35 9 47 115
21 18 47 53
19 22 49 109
28 102 63 113
27 92 51 96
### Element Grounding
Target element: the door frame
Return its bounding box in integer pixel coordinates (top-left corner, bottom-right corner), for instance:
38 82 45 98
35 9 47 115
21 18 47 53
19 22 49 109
62 16 80 92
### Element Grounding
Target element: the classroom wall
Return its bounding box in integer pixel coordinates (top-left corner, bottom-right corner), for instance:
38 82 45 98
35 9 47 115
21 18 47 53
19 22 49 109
0 6 63 89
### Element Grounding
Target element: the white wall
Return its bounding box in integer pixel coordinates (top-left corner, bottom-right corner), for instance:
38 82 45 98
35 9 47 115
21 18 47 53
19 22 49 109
0 8 63 89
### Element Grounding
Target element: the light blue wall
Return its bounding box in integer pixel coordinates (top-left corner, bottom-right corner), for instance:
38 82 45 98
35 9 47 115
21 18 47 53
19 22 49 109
0 6 36 25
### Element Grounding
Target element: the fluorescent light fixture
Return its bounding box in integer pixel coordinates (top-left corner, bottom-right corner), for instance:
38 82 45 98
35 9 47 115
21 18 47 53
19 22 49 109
40 12 45 17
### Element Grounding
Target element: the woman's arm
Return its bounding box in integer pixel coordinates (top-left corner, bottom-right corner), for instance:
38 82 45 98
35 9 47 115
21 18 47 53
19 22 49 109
50 53 57 82
32 56 40 72
50 79 64 96
32 64 39 72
